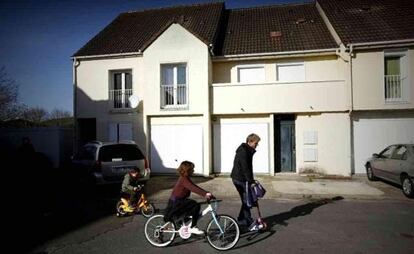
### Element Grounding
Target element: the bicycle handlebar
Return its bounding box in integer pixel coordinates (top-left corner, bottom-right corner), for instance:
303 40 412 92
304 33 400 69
199 199 222 205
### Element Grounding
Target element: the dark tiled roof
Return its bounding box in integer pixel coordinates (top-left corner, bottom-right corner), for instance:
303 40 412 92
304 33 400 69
217 3 338 56
73 2 224 57
318 0 414 45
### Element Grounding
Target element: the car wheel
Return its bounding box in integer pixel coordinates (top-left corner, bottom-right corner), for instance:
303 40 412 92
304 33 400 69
366 164 377 181
401 175 414 198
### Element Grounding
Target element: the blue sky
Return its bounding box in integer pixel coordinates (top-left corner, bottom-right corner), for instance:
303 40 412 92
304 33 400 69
0 0 303 113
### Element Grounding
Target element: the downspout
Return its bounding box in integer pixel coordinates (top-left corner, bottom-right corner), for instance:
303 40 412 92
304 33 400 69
205 43 214 176
335 43 354 176
348 44 355 175
72 57 81 153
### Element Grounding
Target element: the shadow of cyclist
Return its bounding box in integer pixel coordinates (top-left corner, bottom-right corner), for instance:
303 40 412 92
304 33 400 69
233 196 344 249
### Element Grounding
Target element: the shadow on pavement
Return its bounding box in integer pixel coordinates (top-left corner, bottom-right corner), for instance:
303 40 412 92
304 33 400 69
265 196 344 228
233 196 344 250
18 172 212 253
17 167 121 253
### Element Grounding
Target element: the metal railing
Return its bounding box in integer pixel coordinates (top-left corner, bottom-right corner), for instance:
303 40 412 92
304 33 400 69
384 75 402 101
160 84 187 109
109 89 133 108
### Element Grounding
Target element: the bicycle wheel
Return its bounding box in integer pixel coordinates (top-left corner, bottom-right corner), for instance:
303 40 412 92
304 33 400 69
144 215 176 247
206 214 240 251
116 200 128 217
141 203 155 218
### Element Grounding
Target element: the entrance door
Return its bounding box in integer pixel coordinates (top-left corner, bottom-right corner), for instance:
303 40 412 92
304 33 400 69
280 120 295 172
274 115 296 173
77 118 96 146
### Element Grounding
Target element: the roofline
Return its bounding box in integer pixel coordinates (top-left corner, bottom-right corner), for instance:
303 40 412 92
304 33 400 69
213 48 338 61
316 1 342 45
229 1 313 11
72 51 142 60
348 39 414 49
124 1 224 15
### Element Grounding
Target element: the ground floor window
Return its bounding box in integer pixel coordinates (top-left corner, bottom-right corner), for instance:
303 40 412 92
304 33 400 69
108 122 132 142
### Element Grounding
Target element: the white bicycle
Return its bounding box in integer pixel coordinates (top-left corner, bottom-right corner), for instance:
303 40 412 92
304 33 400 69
144 199 240 251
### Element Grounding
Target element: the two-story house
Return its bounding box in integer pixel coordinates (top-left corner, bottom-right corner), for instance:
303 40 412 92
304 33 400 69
318 0 414 174
72 0 414 177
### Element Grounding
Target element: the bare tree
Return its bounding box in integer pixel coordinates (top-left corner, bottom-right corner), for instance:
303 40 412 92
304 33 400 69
22 106 48 123
0 67 19 120
0 103 28 121
48 108 72 120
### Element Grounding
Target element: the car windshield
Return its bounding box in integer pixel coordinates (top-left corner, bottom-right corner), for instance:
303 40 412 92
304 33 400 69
98 144 145 162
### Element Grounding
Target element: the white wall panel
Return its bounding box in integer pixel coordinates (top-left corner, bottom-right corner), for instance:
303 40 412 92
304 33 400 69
353 115 414 174
214 122 269 173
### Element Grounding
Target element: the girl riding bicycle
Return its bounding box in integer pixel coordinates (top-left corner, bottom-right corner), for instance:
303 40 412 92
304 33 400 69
164 161 215 235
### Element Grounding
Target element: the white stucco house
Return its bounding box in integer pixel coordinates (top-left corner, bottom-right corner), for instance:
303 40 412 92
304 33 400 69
72 0 414 177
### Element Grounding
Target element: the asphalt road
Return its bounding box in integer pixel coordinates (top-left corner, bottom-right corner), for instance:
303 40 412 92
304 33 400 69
28 195 414 254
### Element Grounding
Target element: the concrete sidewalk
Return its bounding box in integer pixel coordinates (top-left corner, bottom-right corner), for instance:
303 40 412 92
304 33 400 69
144 174 387 202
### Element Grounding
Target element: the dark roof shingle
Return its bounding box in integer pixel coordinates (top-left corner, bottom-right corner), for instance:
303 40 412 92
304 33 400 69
217 3 337 55
318 0 414 45
73 2 224 57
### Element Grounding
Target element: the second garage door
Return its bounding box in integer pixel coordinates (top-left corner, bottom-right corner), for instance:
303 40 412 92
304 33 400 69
353 112 414 174
214 121 269 174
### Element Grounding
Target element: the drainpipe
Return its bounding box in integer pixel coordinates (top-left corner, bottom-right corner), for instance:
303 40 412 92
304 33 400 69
205 43 214 176
348 44 355 175
335 43 354 176
72 57 81 153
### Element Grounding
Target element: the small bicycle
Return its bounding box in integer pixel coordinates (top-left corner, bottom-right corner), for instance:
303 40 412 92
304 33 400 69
116 184 155 218
144 199 240 251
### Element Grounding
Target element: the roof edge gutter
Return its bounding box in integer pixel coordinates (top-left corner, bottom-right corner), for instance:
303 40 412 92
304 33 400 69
348 39 414 50
71 51 142 60
213 48 337 61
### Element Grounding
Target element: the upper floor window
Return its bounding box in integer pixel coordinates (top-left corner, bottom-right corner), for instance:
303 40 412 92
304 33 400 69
384 51 408 102
277 62 305 82
237 65 265 83
109 70 133 109
161 63 187 109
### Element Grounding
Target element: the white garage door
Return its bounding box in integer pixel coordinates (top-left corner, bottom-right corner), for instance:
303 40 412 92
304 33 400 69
151 124 203 174
214 122 269 174
353 117 414 174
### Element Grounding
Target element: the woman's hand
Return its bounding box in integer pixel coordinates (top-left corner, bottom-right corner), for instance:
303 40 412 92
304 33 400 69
205 192 215 200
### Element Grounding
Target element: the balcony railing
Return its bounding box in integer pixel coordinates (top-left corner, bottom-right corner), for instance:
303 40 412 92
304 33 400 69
109 89 133 108
160 84 187 109
384 75 402 101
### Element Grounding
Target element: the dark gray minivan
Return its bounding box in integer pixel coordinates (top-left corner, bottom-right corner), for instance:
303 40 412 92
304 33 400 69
72 141 150 184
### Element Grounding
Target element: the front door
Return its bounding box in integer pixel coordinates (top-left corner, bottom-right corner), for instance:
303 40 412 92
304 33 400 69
274 115 296 173
280 120 296 172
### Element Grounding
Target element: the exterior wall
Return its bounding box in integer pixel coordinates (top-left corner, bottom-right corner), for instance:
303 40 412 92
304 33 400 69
213 56 342 84
296 113 351 176
352 48 414 110
211 55 349 114
143 24 212 175
75 57 146 150
76 57 143 116
143 24 210 115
